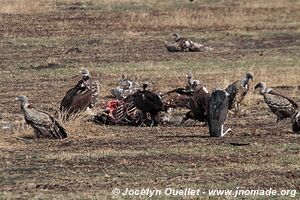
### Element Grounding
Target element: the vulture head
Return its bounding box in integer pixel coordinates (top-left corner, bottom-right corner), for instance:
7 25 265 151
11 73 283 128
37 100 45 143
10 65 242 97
245 72 254 81
80 69 90 81
15 95 28 103
173 33 181 41
254 82 272 94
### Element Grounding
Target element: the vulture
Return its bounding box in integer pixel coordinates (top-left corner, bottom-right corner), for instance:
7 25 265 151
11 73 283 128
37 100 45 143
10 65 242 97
131 83 164 126
110 74 140 99
208 89 231 137
173 33 191 51
60 69 99 118
291 111 300 133
225 72 254 112
161 87 193 110
181 81 210 124
255 82 298 122
16 96 67 139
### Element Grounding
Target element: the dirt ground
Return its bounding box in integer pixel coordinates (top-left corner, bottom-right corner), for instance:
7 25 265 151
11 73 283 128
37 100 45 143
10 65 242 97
0 1 299 199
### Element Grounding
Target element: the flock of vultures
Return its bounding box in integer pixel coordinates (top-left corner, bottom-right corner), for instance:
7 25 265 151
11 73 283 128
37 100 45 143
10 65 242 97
15 34 300 140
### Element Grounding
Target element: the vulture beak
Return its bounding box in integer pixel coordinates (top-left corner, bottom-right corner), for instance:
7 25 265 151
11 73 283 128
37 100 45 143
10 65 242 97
15 97 19 101
225 91 230 97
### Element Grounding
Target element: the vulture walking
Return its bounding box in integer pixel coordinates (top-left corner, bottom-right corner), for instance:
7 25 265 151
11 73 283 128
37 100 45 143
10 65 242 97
16 96 67 139
60 69 99 118
255 82 298 122
225 73 253 112
208 89 231 137
131 83 164 126
291 111 300 133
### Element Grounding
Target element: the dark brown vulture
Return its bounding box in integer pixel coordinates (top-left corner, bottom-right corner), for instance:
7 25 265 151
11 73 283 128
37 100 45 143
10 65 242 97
60 69 98 118
181 81 210 124
291 111 300 133
131 83 164 126
173 33 191 52
225 72 254 112
16 96 67 139
255 82 298 122
161 87 193 110
208 89 231 137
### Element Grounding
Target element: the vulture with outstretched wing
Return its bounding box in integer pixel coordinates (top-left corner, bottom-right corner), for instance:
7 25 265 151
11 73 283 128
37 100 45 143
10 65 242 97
16 96 67 139
225 72 253 112
131 83 164 126
208 89 231 137
255 82 298 122
60 69 98 118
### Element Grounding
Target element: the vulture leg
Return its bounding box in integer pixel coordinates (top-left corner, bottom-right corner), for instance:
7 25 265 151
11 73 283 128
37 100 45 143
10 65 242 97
221 127 232 137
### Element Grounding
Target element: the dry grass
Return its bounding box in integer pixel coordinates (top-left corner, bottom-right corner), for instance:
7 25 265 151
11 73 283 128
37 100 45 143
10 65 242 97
0 0 53 14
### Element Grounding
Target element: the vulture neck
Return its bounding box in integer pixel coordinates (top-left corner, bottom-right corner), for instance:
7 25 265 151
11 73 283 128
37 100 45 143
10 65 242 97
241 76 251 88
187 77 194 86
20 101 31 114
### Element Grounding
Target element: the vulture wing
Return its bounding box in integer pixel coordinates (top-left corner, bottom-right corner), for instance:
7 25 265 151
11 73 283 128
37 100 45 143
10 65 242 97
264 93 298 119
143 92 164 111
268 90 298 109
25 108 67 139
208 90 229 137
190 88 210 122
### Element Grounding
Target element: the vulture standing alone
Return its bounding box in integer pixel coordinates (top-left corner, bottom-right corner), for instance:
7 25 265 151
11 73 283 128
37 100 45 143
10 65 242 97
16 96 67 139
225 72 254 112
255 82 298 122
131 83 164 126
60 69 99 118
208 89 231 137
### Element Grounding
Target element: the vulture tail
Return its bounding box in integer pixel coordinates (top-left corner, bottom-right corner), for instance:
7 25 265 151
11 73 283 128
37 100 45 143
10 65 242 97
50 117 67 139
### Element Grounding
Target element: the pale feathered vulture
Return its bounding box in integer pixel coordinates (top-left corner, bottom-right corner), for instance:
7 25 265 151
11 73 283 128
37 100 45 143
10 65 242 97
16 96 67 139
173 33 191 51
181 81 210 124
110 74 140 99
60 69 98 118
131 83 164 126
225 72 253 112
291 111 300 133
255 82 298 122
208 89 231 137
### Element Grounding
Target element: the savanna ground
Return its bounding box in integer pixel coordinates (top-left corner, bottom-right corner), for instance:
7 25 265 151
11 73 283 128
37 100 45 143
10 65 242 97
0 0 300 199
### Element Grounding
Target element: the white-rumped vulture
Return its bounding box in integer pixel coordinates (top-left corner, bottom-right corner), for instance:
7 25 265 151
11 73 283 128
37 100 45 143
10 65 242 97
16 96 67 139
208 89 231 137
255 82 298 122
225 72 253 112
